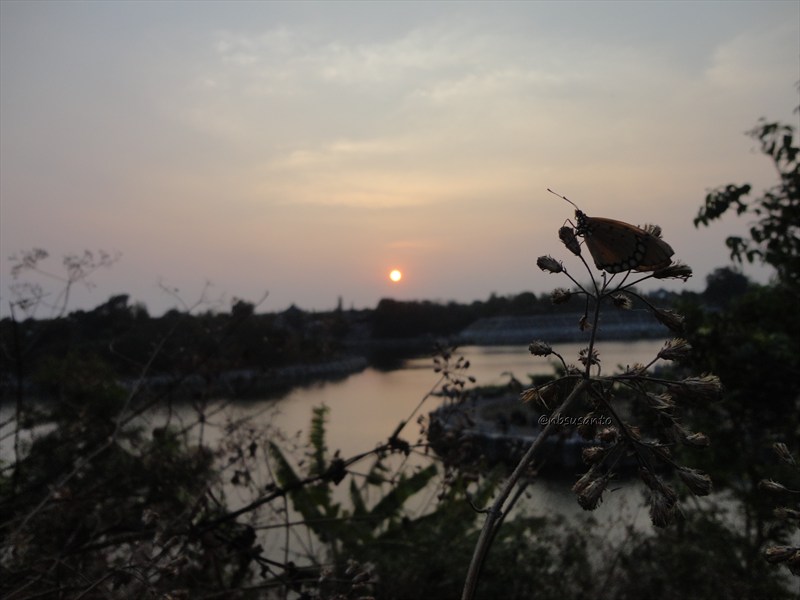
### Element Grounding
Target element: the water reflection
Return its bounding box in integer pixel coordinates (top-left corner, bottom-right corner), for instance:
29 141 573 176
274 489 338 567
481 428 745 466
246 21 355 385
0 340 670 566
270 341 666 459
240 341 665 539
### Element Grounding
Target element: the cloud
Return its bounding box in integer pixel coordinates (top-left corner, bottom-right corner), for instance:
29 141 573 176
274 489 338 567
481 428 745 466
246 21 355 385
3 3 795 315
706 23 799 90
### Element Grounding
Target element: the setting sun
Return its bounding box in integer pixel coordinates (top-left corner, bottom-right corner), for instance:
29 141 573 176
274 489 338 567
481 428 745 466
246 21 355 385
389 269 403 283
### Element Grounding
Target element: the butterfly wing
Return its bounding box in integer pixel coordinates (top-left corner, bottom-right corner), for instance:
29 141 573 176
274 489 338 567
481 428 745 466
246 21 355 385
581 217 674 273
635 233 674 272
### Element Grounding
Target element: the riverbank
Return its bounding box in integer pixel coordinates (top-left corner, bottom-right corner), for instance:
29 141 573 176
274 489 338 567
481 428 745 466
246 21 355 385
456 313 668 345
122 355 371 399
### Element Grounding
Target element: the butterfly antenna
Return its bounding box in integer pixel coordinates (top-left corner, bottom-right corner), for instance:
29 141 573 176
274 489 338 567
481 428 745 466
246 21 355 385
547 188 580 211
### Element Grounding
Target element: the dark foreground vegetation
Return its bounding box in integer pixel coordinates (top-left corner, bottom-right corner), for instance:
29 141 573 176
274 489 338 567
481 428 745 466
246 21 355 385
1 114 798 599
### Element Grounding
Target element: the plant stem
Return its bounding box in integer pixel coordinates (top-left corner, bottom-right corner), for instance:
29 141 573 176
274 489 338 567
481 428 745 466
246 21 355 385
461 377 590 600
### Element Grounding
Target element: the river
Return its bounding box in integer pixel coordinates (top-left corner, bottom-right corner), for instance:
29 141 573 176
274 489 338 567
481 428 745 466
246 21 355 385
264 340 667 459
0 340 670 555
167 340 668 539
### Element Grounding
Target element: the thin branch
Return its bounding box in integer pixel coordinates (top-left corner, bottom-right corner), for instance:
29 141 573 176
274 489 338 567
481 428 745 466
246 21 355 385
461 377 590 600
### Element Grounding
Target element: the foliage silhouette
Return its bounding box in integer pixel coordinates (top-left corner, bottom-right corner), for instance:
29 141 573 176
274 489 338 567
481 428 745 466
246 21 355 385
695 111 799 289
686 108 800 584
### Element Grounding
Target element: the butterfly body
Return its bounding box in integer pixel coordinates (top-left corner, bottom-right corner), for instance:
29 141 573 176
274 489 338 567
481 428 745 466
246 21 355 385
573 209 674 273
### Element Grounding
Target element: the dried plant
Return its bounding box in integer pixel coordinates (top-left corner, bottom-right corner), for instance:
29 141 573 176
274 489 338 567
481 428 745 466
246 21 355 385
760 443 800 577
462 205 718 600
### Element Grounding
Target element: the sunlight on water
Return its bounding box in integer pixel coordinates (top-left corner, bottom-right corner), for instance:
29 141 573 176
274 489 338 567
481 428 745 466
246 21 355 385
270 340 666 459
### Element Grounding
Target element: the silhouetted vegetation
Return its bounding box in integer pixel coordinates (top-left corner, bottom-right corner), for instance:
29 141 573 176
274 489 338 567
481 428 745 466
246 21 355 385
2 283 708 402
681 110 800 582
1 109 798 599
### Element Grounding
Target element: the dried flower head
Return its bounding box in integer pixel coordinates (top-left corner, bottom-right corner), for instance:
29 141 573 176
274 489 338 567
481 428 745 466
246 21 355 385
626 362 648 375
648 490 678 528
597 427 619 444
638 467 660 491
653 261 693 281
611 293 633 309
625 424 642 441
582 446 608 465
658 338 692 362
653 308 685 334
639 467 677 500
650 444 673 462
142 508 160 526
551 287 572 305
682 431 711 447
559 226 582 256
764 545 799 565
575 473 611 510
537 255 563 274
772 442 795 465
528 340 553 357
671 374 722 402
788 551 800 576
759 479 789 493
572 466 599 494
773 507 800 521
521 383 557 410
677 467 713 496
646 392 675 412
579 347 600 368
578 315 592 331
566 364 583 377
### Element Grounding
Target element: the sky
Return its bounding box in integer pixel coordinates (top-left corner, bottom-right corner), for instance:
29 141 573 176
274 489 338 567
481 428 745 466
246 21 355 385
1 1 798 317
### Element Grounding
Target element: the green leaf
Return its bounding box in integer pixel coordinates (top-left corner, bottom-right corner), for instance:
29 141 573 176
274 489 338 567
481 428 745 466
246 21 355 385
367 464 437 527
268 441 327 527
309 405 329 477
349 478 368 517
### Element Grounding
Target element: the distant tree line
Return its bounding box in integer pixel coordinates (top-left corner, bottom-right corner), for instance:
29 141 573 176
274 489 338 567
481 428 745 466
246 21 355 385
0 275 749 399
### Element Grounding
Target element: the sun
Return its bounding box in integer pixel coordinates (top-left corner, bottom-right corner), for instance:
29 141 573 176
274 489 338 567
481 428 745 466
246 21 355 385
389 269 403 283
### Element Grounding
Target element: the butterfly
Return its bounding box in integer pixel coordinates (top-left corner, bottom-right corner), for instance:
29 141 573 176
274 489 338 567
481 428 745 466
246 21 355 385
548 189 674 274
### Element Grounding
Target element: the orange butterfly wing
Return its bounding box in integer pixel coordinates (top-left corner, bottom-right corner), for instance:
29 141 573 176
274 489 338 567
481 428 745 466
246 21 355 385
580 216 674 273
